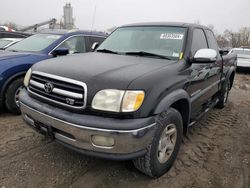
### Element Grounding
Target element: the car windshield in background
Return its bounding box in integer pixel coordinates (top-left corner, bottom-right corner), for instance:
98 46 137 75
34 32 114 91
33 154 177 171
6 34 61 52
233 49 250 55
0 39 12 48
97 26 187 59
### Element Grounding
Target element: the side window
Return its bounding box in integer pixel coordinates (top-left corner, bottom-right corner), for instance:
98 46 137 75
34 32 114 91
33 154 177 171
57 36 86 54
191 29 208 56
205 30 219 51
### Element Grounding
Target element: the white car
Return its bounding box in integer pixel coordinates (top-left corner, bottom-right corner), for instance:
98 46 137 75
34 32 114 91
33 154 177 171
0 38 23 50
229 48 250 68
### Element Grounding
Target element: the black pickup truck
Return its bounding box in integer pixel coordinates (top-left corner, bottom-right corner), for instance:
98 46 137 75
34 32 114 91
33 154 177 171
19 22 236 178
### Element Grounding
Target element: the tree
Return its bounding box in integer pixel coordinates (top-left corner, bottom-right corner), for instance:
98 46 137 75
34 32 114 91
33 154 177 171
239 27 250 47
222 27 250 48
217 34 230 48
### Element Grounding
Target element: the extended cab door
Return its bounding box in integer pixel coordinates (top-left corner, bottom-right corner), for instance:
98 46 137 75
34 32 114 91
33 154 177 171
204 29 222 97
186 28 221 117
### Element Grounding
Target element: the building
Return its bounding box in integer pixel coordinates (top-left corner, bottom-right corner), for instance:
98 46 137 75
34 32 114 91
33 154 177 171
63 3 75 30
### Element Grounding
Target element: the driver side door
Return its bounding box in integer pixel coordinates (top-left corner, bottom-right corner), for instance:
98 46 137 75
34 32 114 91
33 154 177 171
186 28 216 117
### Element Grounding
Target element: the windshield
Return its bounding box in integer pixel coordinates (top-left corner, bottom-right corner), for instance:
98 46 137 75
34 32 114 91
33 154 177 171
97 26 187 59
233 49 250 55
0 39 12 48
6 34 61 52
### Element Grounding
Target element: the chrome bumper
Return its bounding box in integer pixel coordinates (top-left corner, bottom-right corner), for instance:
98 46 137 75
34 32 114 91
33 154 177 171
20 103 156 159
237 59 250 67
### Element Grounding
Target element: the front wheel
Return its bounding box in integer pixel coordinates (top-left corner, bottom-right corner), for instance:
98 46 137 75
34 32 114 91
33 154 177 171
5 77 24 114
133 108 183 178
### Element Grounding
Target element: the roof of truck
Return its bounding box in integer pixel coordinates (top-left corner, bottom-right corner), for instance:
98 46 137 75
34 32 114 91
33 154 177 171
121 22 210 30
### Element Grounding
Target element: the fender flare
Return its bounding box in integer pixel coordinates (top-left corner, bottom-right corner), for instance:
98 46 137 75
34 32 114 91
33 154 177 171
0 71 26 102
154 89 191 114
223 66 236 90
153 89 191 134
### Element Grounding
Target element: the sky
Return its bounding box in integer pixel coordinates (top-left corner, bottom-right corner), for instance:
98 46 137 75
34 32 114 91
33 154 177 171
0 0 249 33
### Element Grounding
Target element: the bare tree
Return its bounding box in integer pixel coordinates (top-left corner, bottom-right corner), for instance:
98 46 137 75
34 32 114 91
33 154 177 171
239 27 250 46
217 34 230 48
221 28 250 48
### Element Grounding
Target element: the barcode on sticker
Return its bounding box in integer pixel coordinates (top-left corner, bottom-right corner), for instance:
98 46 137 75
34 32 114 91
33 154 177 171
160 33 184 40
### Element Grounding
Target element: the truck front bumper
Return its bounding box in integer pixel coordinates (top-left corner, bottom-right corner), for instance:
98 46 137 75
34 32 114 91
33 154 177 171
20 90 157 160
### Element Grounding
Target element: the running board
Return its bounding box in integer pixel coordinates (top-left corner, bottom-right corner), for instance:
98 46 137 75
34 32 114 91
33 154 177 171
189 98 219 127
188 121 197 127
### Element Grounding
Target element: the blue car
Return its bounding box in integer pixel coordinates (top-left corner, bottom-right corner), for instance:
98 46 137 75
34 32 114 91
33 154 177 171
0 29 107 114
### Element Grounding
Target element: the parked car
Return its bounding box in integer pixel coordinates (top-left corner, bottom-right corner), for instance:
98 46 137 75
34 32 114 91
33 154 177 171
20 22 236 177
229 48 250 68
0 30 107 114
0 38 23 50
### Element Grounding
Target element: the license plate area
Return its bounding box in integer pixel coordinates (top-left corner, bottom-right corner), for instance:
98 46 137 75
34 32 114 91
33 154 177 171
34 121 54 139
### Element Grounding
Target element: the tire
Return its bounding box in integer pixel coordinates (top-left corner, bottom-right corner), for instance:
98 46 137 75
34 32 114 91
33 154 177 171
5 77 24 114
133 108 183 178
216 80 230 109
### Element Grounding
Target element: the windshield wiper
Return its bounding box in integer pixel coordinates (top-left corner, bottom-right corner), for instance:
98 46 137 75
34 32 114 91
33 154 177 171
96 49 118 54
125 51 172 60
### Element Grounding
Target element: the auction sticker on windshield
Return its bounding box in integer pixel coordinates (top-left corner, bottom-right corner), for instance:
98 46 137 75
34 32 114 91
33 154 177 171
160 33 184 40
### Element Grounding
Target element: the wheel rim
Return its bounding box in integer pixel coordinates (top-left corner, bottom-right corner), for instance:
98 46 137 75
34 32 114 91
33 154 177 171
14 86 23 107
223 83 229 104
157 123 177 164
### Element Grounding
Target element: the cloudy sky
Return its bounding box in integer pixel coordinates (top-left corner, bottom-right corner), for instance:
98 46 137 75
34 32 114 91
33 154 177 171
0 0 249 33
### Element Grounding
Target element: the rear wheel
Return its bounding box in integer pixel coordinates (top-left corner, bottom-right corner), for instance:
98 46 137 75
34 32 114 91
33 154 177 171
133 108 183 178
5 77 24 114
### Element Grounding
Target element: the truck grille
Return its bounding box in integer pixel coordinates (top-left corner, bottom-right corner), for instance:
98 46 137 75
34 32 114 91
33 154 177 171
28 71 87 109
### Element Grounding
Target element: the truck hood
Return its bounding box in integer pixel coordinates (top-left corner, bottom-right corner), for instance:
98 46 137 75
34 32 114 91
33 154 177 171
32 52 176 91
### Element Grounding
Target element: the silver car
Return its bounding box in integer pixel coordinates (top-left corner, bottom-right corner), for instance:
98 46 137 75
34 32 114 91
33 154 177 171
230 48 250 68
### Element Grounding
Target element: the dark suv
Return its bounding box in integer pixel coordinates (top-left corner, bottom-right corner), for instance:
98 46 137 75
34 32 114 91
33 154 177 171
20 22 236 177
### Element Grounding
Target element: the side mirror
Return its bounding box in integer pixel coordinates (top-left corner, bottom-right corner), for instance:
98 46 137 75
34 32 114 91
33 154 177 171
91 42 99 51
193 49 217 63
51 48 69 57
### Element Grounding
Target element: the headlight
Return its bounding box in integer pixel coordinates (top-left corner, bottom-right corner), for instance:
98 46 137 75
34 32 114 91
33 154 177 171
91 89 144 112
24 68 32 87
92 89 125 112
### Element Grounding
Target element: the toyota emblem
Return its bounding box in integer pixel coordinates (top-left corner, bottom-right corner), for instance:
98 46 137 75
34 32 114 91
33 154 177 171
44 82 54 93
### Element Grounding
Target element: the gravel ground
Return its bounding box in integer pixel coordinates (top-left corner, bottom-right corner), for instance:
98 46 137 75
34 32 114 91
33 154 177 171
0 72 249 188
